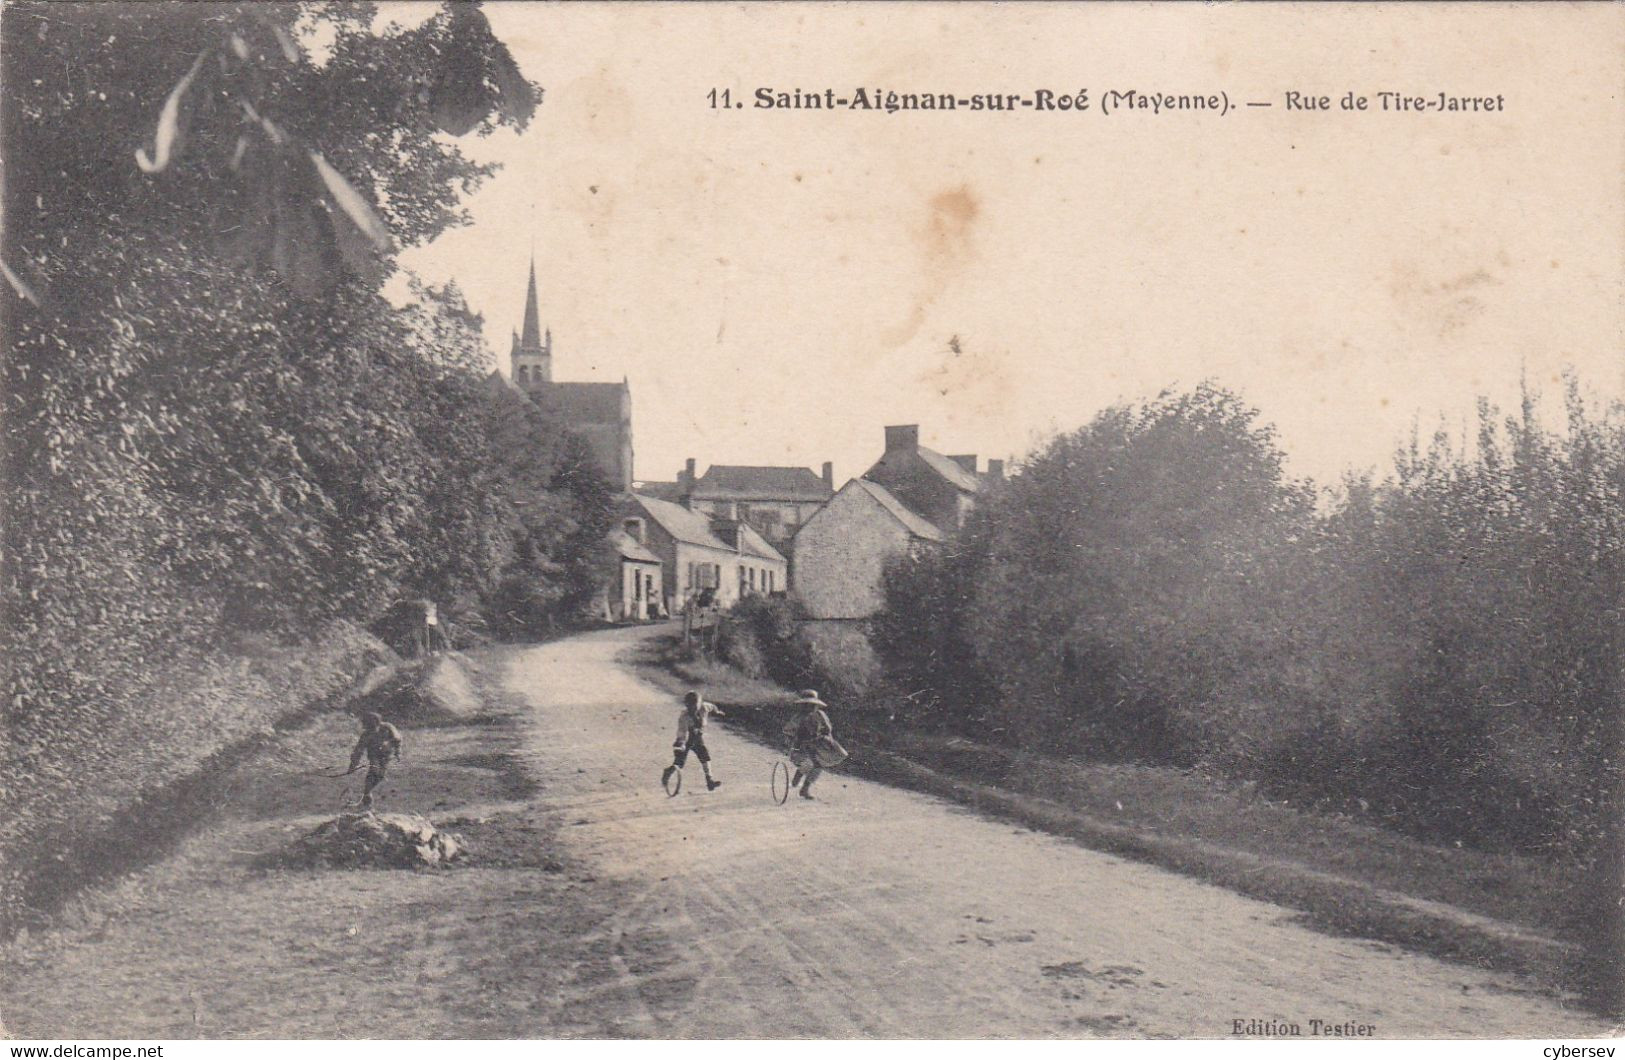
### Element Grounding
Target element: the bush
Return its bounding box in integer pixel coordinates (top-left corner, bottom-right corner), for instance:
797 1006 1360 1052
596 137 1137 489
865 379 1622 865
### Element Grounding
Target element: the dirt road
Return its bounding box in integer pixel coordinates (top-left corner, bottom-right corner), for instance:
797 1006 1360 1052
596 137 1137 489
1 625 1609 1038
506 625 1604 1038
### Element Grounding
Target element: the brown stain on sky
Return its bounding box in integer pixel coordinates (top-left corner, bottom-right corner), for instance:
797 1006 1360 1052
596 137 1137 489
925 186 979 262
1389 264 1503 339
883 185 982 349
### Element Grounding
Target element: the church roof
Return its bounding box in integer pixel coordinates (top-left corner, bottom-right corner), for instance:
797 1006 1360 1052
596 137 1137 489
529 381 627 421
692 465 833 503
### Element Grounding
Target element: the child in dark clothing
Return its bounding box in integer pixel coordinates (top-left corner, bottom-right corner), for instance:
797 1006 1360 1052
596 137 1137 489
349 710 402 810
781 689 843 799
663 690 725 792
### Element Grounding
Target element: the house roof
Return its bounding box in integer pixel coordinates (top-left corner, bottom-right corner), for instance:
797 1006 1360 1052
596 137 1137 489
609 529 662 565
632 480 685 503
632 494 731 551
737 522 787 564
851 479 943 541
691 465 832 503
864 444 982 494
915 446 982 493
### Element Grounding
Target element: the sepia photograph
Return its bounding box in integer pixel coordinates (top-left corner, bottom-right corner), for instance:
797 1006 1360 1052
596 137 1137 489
1 0 1622 1045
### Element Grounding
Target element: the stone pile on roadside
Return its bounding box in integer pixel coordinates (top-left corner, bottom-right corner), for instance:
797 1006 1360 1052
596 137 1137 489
292 811 464 869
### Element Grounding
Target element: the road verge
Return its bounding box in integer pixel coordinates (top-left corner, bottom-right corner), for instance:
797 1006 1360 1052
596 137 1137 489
627 631 1589 1003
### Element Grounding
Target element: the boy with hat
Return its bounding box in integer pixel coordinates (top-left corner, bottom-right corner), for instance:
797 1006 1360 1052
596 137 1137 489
782 689 844 800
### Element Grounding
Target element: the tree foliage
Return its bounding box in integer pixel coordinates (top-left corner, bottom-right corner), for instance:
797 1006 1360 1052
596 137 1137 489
0 2 609 929
872 379 1621 863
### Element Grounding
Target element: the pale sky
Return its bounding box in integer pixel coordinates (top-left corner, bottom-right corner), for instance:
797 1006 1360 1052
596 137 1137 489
400 2 1625 488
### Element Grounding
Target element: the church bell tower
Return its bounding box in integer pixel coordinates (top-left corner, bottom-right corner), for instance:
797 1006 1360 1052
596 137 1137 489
509 258 551 388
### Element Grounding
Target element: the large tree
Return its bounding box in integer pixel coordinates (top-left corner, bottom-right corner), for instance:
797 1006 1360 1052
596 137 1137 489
0 2 566 928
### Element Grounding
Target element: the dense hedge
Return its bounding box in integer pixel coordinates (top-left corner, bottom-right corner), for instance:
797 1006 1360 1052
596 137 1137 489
0 4 608 929
869 381 1623 1007
874 382 1621 859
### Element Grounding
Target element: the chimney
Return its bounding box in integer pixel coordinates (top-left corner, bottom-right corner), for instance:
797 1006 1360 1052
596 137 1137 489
680 458 698 508
884 424 919 452
988 459 1005 481
709 519 742 553
948 454 978 474
821 461 834 489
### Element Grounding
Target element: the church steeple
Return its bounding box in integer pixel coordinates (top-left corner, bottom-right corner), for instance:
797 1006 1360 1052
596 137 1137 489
510 254 551 386
520 257 543 352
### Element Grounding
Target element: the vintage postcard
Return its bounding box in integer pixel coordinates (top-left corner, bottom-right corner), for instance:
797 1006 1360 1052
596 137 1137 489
1 0 1621 1046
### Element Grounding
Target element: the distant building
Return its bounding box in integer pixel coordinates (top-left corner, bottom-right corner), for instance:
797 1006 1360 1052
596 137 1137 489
673 459 835 545
624 494 787 614
862 424 1001 533
791 479 941 620
507 259 633 493
790 424 1004 620
605 529 664 622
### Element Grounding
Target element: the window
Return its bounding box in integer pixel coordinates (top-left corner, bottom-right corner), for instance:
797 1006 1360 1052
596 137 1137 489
749 567 757 591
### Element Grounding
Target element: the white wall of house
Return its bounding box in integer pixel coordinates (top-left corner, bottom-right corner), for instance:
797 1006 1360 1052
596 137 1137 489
616 559 662 620
671 542 786 613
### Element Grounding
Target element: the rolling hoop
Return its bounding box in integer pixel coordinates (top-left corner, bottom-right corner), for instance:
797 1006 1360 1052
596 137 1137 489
771 760 791 805
664 768 683 797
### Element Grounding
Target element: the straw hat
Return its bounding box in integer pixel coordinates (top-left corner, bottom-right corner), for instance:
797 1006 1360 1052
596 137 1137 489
794 689 828 708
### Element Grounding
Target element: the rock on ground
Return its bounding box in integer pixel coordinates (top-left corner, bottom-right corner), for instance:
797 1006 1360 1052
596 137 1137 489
292 812 464 869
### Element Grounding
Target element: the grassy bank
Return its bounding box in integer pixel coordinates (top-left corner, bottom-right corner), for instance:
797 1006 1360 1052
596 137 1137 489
628 631 1592 999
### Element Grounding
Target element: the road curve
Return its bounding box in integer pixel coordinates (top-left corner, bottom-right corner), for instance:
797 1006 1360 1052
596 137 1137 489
504 624 1606 1039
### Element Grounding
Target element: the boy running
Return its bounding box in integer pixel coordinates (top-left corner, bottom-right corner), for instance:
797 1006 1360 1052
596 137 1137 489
663 690 725 792
782 689 843 800
349 710 403 810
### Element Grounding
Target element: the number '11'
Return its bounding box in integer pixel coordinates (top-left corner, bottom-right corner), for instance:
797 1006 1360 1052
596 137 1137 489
708 88 733 108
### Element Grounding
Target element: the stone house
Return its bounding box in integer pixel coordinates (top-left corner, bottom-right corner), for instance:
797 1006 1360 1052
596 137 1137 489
624 494 788 614
791 478 942 620
862 424 1003 533
675 460 835 546
790 424 1005 620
